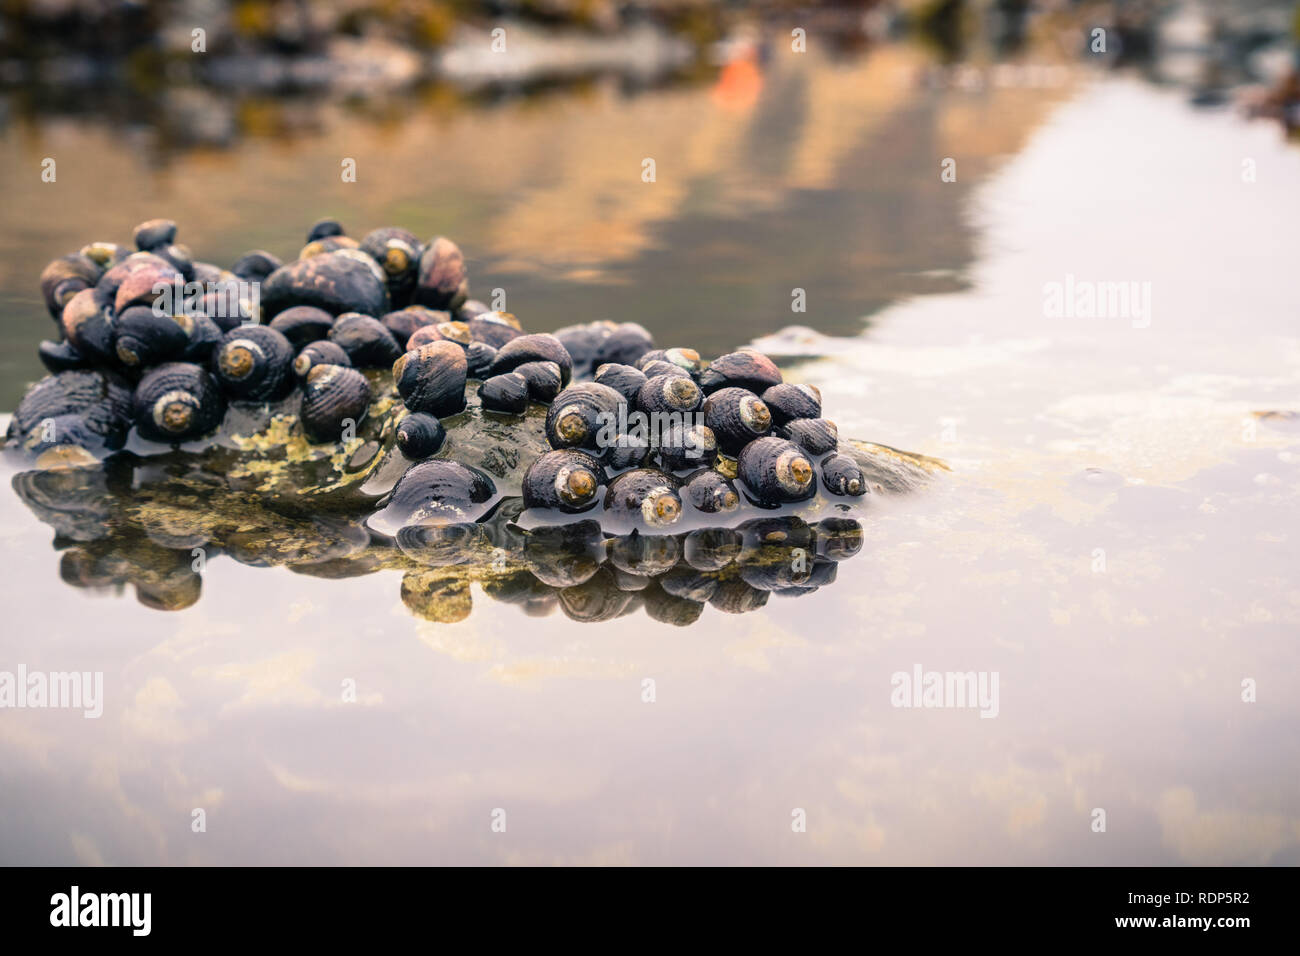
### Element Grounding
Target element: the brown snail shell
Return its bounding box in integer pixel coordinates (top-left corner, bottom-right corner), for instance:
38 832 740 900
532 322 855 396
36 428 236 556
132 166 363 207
641 581 705 627
737 437 817 506
407 320 471 350
699 349 783 394
39 253 103 320
328 312 403 368
522 449 606 513
465 341 498 379
59 288 115 363
300 364 371 443
761 383 822 425
413 236 469 311
381 308 444 349
393 340 468 417
708 578 770 614
815 517 865 561
467 311 523 348
702 386 772 454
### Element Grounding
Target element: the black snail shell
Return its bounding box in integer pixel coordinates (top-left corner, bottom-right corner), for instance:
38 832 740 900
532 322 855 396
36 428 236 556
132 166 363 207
637 347 701 376
395 412 446 459
554 321 617 377
9 369 132 451
779 417 839 456
465 341 497 379
213 325 295 401
820 453 868 498
300 364 372 443
479 372 530 414
702 386 772 455
113 306 190 368
182 313 224 364
38 340 88 373
269 305 335 349
307 218 344 242
360 226 423 305
468 311 524 349
681 467 740 513
413 236 469 311
132 362 226 443
641 583 705 627
513 361 563 402
593 363 647 402
557 568 635 623
593 322 655 368
386 460 497 523
381 308 441 349
699 349 783 394
59 288 115 363
522 449 606 513
200 279 258 331
261 250 390 318
156 244 196 281
524 521 605 588
231 249 283 282
606 432 650 470
328 313 403 368
133 218 177 251
762 383 822 425
658 422 718 472
636 374 702 416
658 565 719 603
737 437 817 506
394 340 468 417
40 253 103 320
604 468 683 529
489 333 573 386
190 261 225 285
293 340 351 378
638 359 691 381
544 382 625 454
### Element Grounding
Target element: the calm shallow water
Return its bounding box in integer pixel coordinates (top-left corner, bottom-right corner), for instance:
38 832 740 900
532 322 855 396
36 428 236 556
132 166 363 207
1 48 1298 863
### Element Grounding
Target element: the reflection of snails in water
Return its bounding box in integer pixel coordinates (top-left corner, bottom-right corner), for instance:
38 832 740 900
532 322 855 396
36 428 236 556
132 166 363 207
7 218 947 619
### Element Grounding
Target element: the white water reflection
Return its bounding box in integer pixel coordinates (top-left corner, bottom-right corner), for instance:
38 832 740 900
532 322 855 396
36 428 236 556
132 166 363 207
1 78 1298 865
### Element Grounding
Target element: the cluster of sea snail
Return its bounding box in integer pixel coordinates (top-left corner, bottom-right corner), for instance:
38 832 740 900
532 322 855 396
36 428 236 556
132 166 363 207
6 218 942 618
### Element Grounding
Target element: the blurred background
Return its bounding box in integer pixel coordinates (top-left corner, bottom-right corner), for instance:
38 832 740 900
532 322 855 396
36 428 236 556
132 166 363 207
2 1 1298 408
2 1 1300 865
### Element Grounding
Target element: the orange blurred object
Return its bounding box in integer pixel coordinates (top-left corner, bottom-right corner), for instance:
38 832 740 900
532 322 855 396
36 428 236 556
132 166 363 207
712 55 763 111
